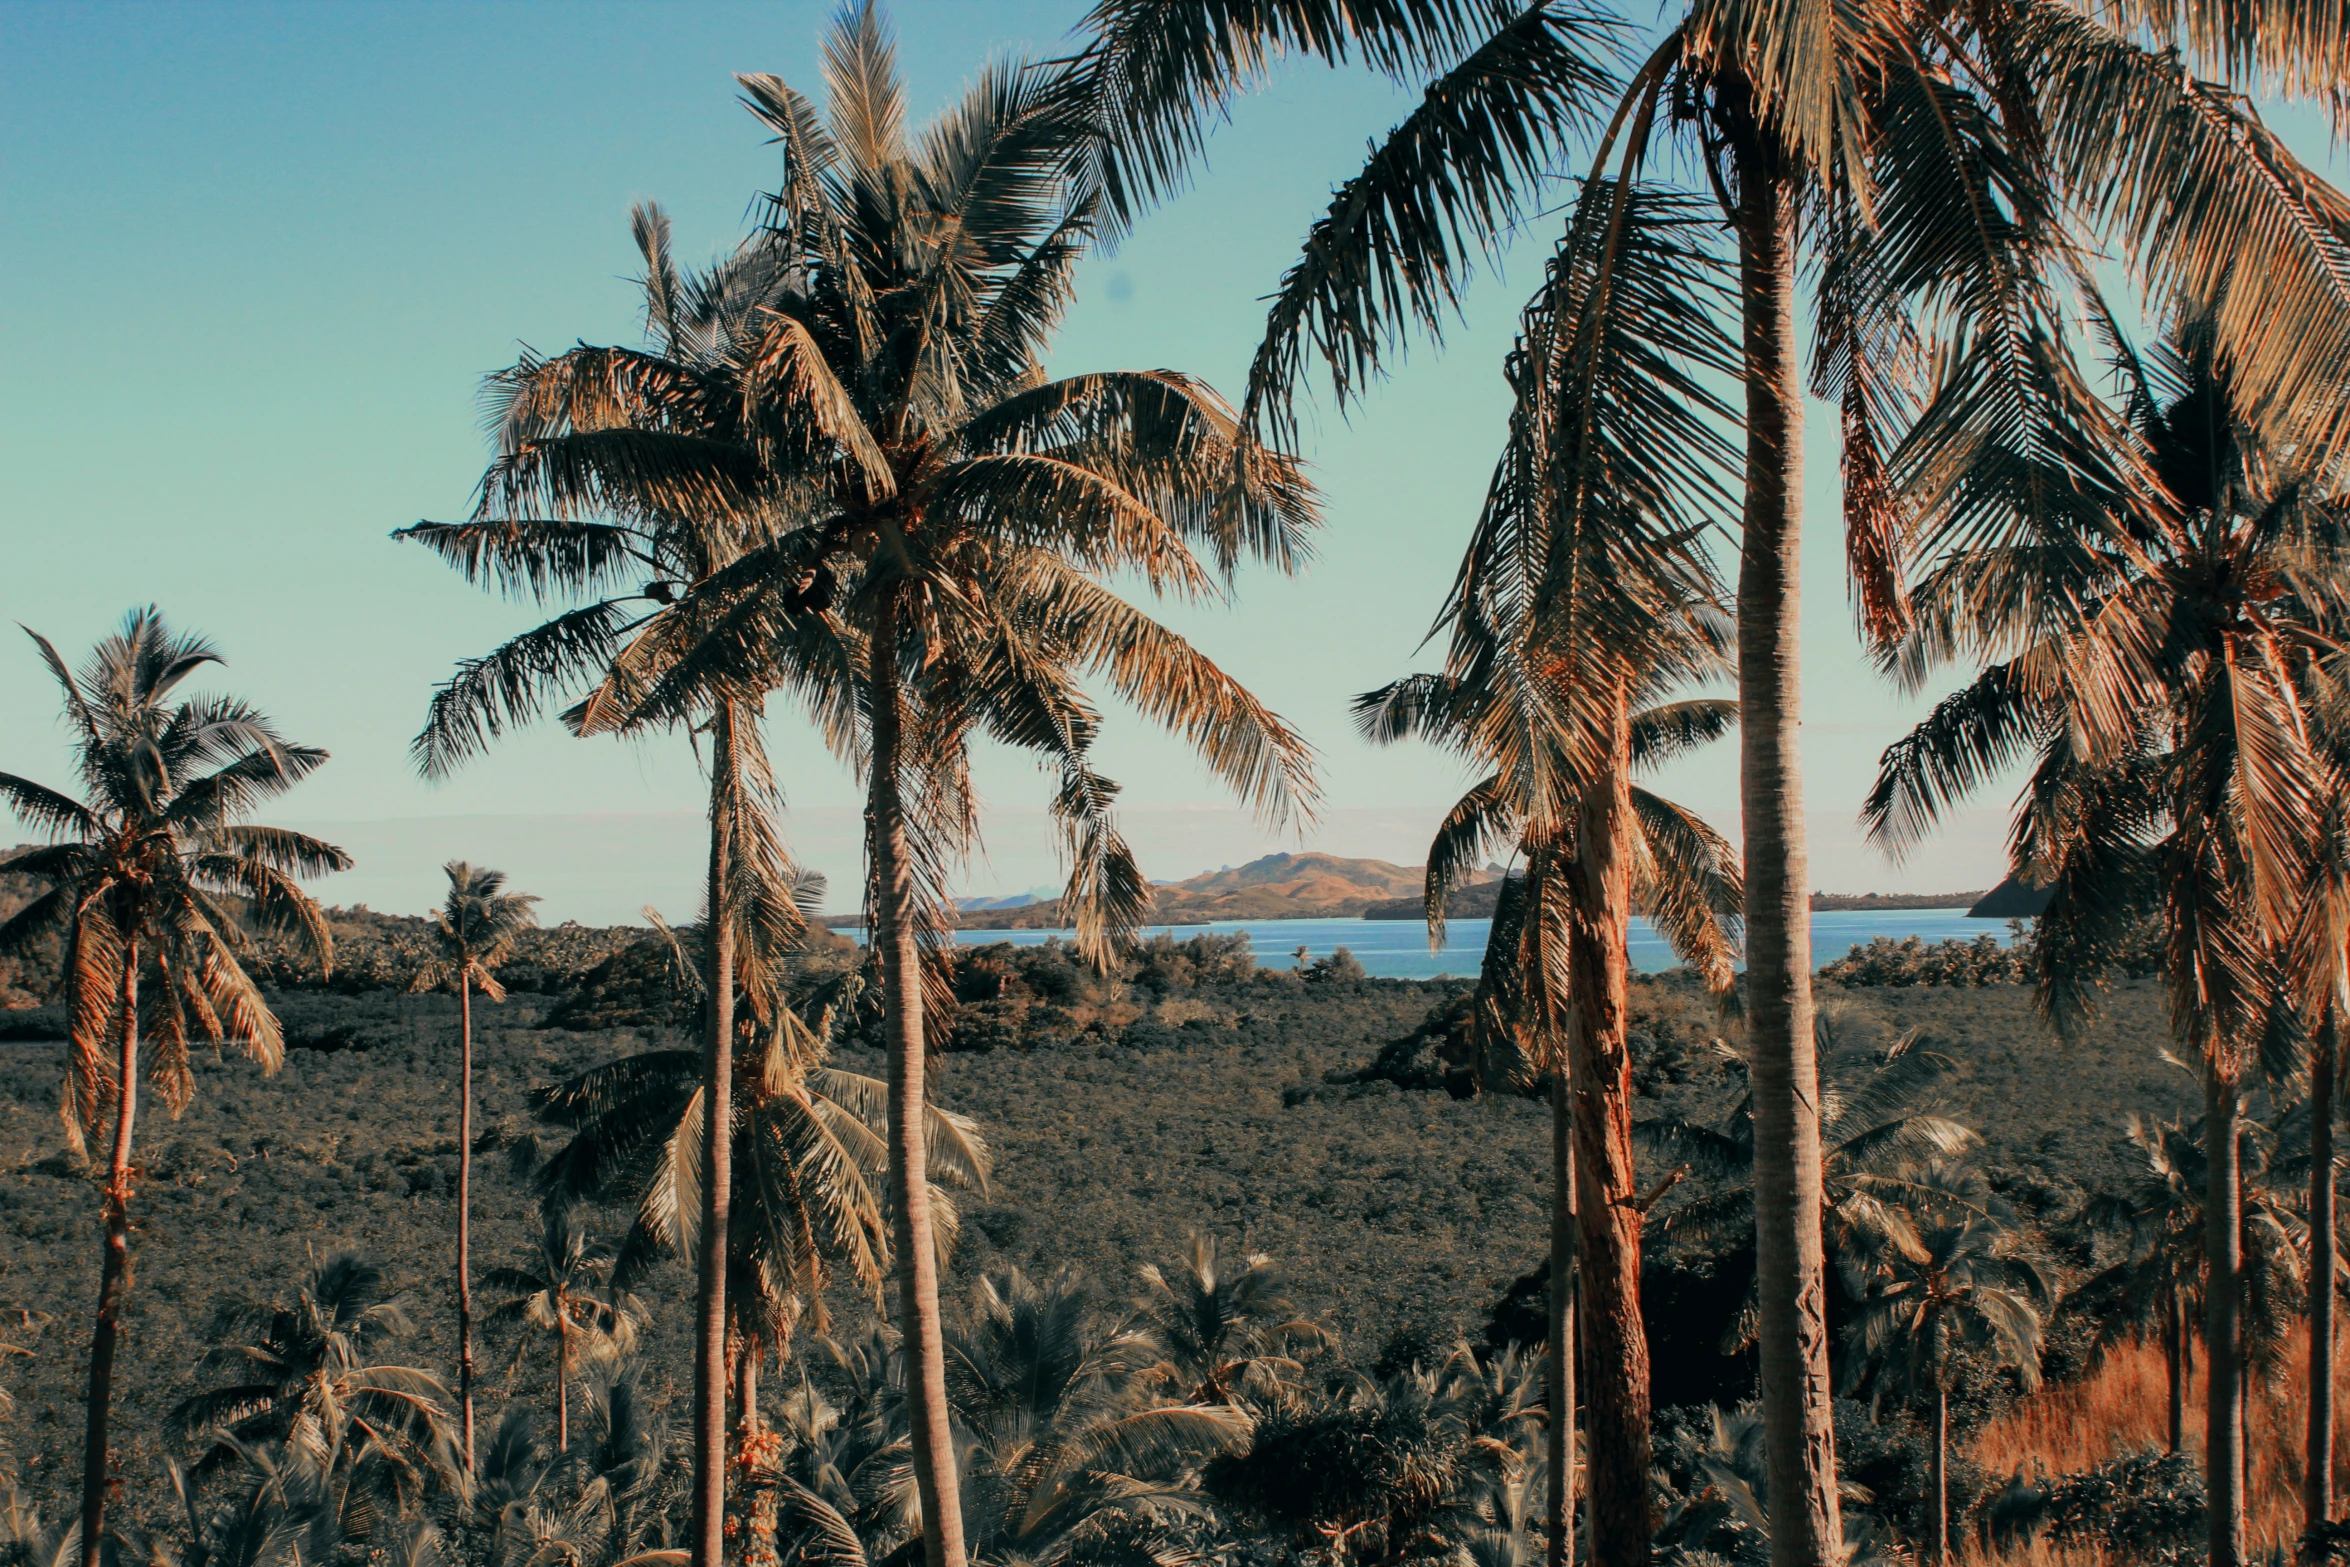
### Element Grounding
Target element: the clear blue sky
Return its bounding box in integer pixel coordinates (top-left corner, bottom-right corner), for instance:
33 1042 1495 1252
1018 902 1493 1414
6 0 2290 921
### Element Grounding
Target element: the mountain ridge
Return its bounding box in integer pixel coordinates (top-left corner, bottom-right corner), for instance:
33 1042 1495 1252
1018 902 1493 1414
820 850 1991 929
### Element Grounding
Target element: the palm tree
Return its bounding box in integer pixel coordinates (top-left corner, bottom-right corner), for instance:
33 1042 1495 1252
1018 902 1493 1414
1351 173 1744 1567
154 1428 433 1567
484 1205 642 1453
2291 794 2350 1542
462 1370 682 1567
400 178 855 1563
543 15 1320 1564
746 1269 1247 1567
403 213 833 1567
1840 1192 2050 1563
1640 1030 1991 1284
2079 1109 2307 1461
1867 300 2350 1564
410 860 540 1472
1134 1230 1321 1404
1068 8 2350 1559
519 928 988 1467
1203 1341 1540 1566
2080 1112 2217 1456
0 611 349 1567
171 1250 459 1501
944 1268 1248 1565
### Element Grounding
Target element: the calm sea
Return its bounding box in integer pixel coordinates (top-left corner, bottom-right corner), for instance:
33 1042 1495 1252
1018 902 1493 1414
848 908 2012 981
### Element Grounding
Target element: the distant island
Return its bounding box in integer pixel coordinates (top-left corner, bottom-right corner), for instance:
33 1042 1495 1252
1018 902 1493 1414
824 851 1485 930
822 852 1987 930
1354 882 1991 921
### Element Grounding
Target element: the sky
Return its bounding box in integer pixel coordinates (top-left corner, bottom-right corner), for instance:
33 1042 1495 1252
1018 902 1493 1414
7 1 2324 923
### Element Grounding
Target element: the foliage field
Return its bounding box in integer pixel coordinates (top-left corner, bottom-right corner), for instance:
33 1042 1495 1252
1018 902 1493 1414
0 947 2184 1540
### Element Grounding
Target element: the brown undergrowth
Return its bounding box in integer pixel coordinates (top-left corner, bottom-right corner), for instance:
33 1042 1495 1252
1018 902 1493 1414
1961 1329 2350 1562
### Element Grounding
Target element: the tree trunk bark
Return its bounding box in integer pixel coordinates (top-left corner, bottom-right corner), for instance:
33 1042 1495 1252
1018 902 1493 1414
870 589 969 1567
457 972 476 1476
2311 1014 2337 1555
1729 116 1842 1567
1565 698 1651 1567
737 1351 760 1442
689 701 739 1567
1931 1384 1948 1564
2207 1061 2247 1567
557 1316 571 1453
2167 1289 2185 1456
1548 1069 1578 1567
78 940 138 1567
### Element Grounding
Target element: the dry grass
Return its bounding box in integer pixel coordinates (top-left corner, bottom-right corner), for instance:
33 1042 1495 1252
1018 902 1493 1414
1962 1330 2350 1561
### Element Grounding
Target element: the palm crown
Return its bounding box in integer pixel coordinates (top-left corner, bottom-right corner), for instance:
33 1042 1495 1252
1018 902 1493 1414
414 861 540 1002
0 610 350 1150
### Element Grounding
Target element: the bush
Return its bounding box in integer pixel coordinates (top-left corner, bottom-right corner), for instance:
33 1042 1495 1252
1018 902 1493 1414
2035 1449 2206 1560
1299 947 1367 986
1817 934 2026 988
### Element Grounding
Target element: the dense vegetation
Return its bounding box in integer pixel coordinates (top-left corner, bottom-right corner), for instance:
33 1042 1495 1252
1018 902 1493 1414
0 923 2191 1557
13 0 2350 1561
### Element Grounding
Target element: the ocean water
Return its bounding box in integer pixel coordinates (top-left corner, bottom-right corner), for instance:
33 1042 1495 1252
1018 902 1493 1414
856 907 2014 981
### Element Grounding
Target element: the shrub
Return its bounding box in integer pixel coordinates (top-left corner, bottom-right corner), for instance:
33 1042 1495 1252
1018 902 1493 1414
1817 934 2026 988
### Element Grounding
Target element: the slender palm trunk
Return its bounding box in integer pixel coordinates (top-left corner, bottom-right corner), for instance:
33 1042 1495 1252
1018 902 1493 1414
2167 1289 2185 1456
737 1351 760 1442
1548 1069 1578 1567
1729 114 1841 1567
1930 1384 1948 1563
556 1316 571 1453
870 588 968 1567
457 972 477 1475
689 700 739 1567
2207 1062 2247 1567
2311 1014 2338 1555
1564 700 1651 1567
79 939 138 1567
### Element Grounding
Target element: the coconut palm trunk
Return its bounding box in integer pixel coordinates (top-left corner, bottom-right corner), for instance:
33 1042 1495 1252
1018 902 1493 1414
1548 1068 1578 1567
2207 1062 2247 1567
556 1315 572 1453
1564 698 1652 1567
737 1352 759 1444
79 939 138 1567
2312 1013 2338 1551
2167 1289 2186 1455
1728 116 1842 1567
457 970 477 1473
868 588 969 1567
1930 1382 1949 1562
690 699 740 1567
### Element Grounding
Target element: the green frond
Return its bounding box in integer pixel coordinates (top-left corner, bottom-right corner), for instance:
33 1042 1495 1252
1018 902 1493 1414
413 601 641 779
1235 1 1622 444
392 518 648 605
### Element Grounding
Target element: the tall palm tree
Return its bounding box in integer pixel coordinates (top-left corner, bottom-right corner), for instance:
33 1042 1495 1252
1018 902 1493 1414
0 611 349 1567
1353 175 1745 1567
550 14 1320 1564
400 204 835 1567
171 1250 459 1500
483 1204 642 1453
2290 793 2350 1542
410 860 540 1472
1867 301 2350 1565
1838 1178 2052 1563
1068 8 2350 1559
